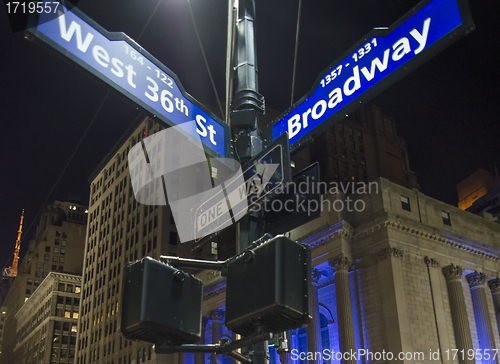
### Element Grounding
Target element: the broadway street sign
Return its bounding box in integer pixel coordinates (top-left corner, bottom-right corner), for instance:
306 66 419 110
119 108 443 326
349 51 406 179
268 0 474 149
26 0 229 158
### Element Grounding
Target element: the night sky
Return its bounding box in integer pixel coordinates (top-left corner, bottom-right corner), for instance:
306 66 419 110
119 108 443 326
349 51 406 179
1 0 499 270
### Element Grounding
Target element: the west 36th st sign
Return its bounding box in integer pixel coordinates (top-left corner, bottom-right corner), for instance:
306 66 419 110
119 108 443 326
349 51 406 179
26 0 230 158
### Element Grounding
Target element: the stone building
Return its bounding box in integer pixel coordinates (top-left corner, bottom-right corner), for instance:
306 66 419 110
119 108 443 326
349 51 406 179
198 177 500 364
12 272 82 364
0 200 87 363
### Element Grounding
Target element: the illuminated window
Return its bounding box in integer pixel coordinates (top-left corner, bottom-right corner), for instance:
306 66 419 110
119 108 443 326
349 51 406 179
73 312 79 319
65 311 71 318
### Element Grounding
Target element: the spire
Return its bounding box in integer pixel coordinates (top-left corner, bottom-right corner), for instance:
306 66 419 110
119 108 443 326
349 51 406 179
3 209 24 278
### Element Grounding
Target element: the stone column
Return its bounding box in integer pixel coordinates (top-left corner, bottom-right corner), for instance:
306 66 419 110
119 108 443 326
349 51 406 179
306 269 323 364
443 264 475 364
330 254 356 364
195 316 209 364
468 272 497 364
210 309 225 364
489 278 500 338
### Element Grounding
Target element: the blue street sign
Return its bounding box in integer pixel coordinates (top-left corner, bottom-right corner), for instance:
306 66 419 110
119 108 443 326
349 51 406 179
26 0 229 158
268 0 474 149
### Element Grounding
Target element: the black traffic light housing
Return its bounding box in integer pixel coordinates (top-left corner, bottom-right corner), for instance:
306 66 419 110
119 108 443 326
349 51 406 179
120 257 203 345
225 236 311 336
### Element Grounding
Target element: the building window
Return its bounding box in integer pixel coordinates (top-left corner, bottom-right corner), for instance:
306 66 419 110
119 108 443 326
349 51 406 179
43 263 48 270
27 279 33 285
169 232 178 246
45 246 50 252
36 262 42 268
442 211 452 226
44 254 49 261
54 247 59 253
320 314 331 364
298 327 308 364
401 196 411 212
60 257 65 263
55 239 60 245
53 256 58 262
61 240 66 246
61 249 66 255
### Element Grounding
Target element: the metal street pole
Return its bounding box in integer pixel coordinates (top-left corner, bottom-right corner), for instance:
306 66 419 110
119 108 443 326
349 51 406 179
228 0 268 363
230 0 265 250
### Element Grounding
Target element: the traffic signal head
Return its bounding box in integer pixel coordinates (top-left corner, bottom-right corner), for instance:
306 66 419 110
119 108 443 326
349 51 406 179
120 257 203 345
225 236 311 336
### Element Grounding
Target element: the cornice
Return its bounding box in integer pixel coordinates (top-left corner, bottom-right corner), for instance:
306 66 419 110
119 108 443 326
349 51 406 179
301 221 353 248
355 219 500 262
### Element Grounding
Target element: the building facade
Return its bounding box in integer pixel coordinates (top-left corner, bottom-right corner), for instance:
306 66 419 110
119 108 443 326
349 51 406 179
0 200 87 364
13 272 82 364
199 177 500 364
75 116 217 364
457 168 500 222
296 104 419 190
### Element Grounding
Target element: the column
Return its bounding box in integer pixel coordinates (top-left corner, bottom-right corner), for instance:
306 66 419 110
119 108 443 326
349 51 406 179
329 254 356 364
377 247 413 363
424 257 454 364
442 264 475 364
467 272 497 364
489 278 500 338
210 309 225 364
307 269 323 364
195 316 209 364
